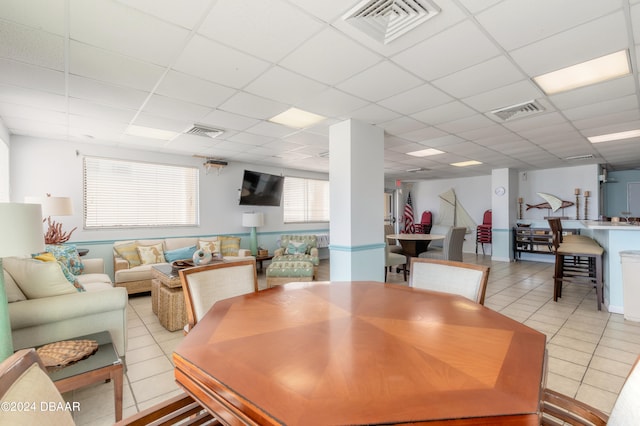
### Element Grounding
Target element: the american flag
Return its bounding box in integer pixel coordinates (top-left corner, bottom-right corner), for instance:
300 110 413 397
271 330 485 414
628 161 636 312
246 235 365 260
403 192 415 233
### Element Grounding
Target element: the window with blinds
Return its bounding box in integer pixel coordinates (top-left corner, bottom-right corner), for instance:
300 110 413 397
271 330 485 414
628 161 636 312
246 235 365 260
83 157 199 228
283 176 329 223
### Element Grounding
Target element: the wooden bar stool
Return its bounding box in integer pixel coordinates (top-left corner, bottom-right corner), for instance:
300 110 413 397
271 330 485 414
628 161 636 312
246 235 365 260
548 219 605 310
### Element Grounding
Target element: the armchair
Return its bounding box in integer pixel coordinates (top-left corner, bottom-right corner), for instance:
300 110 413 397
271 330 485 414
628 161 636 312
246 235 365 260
273 235 319 278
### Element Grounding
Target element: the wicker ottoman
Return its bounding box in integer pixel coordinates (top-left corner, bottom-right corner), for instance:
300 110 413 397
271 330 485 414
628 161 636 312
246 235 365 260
158 285 187 332
266 261 314 288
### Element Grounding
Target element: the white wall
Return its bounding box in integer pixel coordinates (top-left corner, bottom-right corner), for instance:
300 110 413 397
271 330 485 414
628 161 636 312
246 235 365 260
0 118 9 202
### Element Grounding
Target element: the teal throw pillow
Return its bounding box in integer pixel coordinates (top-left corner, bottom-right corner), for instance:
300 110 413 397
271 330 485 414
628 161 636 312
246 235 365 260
286 242 308 255
45 244 84 275
164 245 197 263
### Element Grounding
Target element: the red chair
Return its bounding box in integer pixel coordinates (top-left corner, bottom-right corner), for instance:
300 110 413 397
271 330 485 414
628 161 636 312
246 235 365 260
476 210 492 254
414 211 432 234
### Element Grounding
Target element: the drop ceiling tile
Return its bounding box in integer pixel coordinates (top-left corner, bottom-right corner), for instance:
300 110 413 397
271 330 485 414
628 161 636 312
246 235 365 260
0 84 66 112
292 0 351 22
245 121 299 138
68 75 148 109
549 75 636 110
391 19 500 81
198 0 324 62
174 35 270 89
0 20 64 70
69 41 165 91
155 70 236 108
68 113 129 135
68 98 136 124
505 112 570 134
244 66 329 105
378 117 427 136
476 0 620 51
462 80 542 112
228 131 275 146
349 103 402 124
70 0 190 66
143 94 213 122
283 131 328 147
457 123 513 141
456 0 502 14
399 126 448 142
437 113 495 134
0 0 66 35
133 112 193 133
0 101 66 124
563 95 638 121
0 58 65 94
509 12 628 77
573 109 640 131
3 116 67 135
280 27 381 85
336 61 423 102
219 92 287 120
297 88 369 118
378 84 452 115
117 0 214 30
412 101 476 125
432 56 524 98
199 109 259 132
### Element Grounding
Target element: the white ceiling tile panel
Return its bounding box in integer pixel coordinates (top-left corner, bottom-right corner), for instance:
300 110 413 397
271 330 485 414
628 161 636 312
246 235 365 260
68 98 136 123
133 111 193 133
297 88 370 118
463 80 543 113
198 0 324 63
456 0 502 14
0 20 64 70
199 109 259 132
509 12 629 77
337 61 423 102
244 66 329 105
227 132 275 146
291 0 351 22
0 58 65 94
68 75 148 109
142 94 213 122
0 101 66 124
412 101 476 125
378 84 452 115
69 41 165 91
391 20 500 81
219 91 287 120
280 27 381 85
431 56 525 99
0 0 66 35
0 84 67 112
155 71 236 108
378 117 428 136
436 114 496 134
548 75 636 110
562 95 638 121
399 126 448 142
573 110 640 132
349 104 402 124
70 0 191 66
476 0 620 51
283 131 328 147
173 35 270 89
116 0 215 30
245 121 299 138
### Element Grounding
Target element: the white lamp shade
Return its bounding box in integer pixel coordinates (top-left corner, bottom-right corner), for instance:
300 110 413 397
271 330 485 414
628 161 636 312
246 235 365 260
242 212 264 227
0 203 45 256
24 196 73 217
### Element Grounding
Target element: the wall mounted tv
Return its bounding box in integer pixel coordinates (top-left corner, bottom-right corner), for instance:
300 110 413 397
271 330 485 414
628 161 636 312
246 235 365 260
239 170 285 206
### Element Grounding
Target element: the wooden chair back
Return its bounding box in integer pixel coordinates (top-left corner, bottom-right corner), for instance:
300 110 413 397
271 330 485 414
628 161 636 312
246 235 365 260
179 259 258 333
409 258 490 305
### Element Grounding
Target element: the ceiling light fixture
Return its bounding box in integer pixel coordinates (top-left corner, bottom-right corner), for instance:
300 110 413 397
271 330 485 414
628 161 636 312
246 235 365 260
533 50 630 95
269 108 326 129
451 160 482 167
125 125 178 141
564 154 595 161
406 148 444 157
406 167 429 172
588 129 640 144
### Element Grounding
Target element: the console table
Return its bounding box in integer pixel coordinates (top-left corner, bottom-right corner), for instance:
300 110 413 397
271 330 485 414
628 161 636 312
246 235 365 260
513 226 579 260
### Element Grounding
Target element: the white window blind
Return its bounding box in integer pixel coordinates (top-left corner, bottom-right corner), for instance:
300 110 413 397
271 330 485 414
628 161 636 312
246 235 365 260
83 157 199 228
283 176 329 223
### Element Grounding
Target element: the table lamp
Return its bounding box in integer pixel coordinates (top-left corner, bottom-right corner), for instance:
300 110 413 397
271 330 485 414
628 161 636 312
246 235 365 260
0 203 45 360
25 194 76 244
242 212 264 256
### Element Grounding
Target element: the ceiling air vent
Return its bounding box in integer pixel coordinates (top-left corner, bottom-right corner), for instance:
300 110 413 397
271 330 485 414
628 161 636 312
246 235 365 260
343 0 441 44
491 100 545 121
184 125 224 139
565 154 594 161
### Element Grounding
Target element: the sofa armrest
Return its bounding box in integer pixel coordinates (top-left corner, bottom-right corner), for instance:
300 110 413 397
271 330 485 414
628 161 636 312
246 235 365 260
310 247 319 257
114 257 130 272
274 248 285 256
82 258 105 274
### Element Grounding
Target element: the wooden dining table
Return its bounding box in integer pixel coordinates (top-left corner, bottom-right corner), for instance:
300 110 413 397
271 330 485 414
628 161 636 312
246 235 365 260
173 281 547 425
387 233 446 256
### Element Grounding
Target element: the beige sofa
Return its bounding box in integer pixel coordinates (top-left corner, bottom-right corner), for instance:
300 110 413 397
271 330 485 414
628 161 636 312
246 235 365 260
113 236 252 294
4 257 128 360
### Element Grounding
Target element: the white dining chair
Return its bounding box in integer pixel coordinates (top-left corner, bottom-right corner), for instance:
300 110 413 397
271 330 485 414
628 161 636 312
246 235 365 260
409 258 490 305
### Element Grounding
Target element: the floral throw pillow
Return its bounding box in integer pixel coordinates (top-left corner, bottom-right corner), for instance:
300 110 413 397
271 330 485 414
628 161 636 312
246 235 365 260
44 244 84 275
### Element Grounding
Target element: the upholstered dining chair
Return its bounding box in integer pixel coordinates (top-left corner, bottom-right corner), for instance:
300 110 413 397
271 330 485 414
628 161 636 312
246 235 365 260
0 348 214 426
385 243 407 282
409 258 490 305
179 258 258 334
384 224 403 254
418 226 466 262
542 355 640 425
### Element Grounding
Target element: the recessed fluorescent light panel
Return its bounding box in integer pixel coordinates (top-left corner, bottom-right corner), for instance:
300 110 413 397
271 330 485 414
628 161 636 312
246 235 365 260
533 50 630 95
125 125 178 141
588 129 640 144
269 108 325 129
407 148 444 157
451 160 482 167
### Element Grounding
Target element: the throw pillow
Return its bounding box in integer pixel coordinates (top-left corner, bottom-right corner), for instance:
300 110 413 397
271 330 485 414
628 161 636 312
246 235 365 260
44 244 84 275
198 240 220 256
164 245 197 263
2 257 78 299
114 242 141 267
33 252 56 262
286 241 308 255
3 269 26 302
137 243 166 265
56 261 85 292
219 236 241 256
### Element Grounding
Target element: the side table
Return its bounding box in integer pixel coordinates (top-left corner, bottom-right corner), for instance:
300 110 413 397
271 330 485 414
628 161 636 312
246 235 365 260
255 254 274 272
44 330 123 421
151 264 187 332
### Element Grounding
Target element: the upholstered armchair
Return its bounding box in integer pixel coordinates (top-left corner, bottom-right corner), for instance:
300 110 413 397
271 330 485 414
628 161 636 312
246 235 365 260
273 235 320 277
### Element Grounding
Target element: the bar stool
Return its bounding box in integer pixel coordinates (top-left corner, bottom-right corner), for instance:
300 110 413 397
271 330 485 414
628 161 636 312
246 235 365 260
548 219 605 310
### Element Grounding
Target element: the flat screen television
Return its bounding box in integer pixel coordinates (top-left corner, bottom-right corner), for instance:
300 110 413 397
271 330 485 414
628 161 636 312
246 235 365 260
239 170 285 206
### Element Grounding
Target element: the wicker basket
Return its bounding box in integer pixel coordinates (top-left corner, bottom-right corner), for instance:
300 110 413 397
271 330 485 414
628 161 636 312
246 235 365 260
37 339 99 370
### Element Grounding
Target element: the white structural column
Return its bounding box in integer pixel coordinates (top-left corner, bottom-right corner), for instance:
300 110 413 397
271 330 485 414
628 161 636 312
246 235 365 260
491 168 518 262
329 119 385 281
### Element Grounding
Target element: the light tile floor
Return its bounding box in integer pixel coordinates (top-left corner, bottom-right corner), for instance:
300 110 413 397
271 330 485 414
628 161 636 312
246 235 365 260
64 254 640 425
